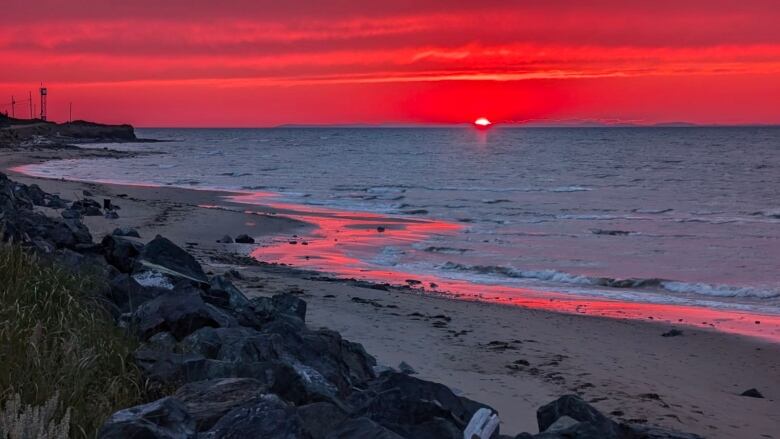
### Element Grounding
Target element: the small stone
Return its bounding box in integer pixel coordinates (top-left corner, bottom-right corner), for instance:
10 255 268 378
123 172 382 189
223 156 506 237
661 329 683 337
235 234 255 244
740 388 764 398
217 235 233 243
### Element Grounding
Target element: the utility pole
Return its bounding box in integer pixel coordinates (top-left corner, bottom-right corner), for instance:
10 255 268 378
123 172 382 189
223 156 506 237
69 102 72 123
10 96 15 118
39 85 47 121
28 91 33 119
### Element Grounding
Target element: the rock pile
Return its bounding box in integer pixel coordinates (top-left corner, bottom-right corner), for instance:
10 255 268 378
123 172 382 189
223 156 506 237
0 172 703 439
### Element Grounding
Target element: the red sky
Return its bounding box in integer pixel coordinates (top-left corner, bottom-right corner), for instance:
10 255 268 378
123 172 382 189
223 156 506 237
2 1 779 126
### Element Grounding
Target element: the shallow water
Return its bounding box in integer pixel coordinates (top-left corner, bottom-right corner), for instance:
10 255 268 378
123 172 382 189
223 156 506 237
17 127 780 324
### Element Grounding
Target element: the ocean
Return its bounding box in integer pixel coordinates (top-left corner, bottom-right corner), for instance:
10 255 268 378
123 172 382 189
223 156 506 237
20 127 780 318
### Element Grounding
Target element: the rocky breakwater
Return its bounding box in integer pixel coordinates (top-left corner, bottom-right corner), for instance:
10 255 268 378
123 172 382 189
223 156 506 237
0 114 137 147
0 172 703 439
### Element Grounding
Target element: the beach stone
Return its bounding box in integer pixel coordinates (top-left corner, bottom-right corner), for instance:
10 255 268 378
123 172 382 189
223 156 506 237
217 234 233 243
174 378 270 430
45 195 68 209
201 394 303 439
297 402 349 439
131 287 238 341
537 395 618 435
112 227 140 238
61 208 81 219
135 235 208 285
234 233 255 243
205 275 252 309
740 388 764 398
348 371 492 438
272 293 307 322
108 273 166 313
325 417 405 439
71 198 103 216
134 348 207 384
544 415 579 432
98 397 195 439
102 234 143 273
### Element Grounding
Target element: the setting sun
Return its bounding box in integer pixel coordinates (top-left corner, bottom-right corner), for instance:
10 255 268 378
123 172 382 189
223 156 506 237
474 117 492 127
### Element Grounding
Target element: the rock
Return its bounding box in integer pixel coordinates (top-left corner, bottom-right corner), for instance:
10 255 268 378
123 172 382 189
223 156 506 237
107 273 166 313
104 210 119 219
71 198 103 216
740 388 764 398
83 190 94 197
349 371 492 438
201 394 303 439
234 234 255 244
98 397 195 439
45 195 68 209
132 286 238 341
135 235 208 285
398 361 417 375
133 348 207 384
204 275 252 310
661 329 683 337
146 331 178 351
112 227 141 238
61 208 82 219
174 378 270 430
297 402 349 439
544 415 579 432
217 235 233 243
536 395 618 435
325 417 405 439
272 293 307 322
102 235 144 273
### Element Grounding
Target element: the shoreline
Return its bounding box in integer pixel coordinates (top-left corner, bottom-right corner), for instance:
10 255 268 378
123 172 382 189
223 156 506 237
3 146 780 437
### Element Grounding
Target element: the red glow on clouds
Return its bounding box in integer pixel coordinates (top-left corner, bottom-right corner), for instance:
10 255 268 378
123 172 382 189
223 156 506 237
2 1 780 125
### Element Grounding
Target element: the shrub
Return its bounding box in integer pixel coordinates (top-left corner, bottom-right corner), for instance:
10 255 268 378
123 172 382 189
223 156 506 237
0 246 147 437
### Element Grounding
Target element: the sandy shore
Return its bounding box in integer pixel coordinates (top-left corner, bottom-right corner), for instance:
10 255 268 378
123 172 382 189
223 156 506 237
3 147 779 438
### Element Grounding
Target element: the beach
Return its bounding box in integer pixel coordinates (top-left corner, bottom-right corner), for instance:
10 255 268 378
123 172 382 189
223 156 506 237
3 146 778 438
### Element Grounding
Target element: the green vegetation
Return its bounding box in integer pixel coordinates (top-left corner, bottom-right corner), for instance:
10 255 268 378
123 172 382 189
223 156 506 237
0 246 148 438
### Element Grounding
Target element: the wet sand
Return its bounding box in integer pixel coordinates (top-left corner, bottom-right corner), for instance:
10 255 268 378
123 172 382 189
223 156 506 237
3 147 779 437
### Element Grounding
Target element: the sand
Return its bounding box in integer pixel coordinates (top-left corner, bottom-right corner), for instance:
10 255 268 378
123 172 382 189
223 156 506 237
2 147 778 438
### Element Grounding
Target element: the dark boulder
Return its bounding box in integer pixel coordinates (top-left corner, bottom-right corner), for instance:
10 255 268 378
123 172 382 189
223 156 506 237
61 208 81 219
174 378 270 430
217 235 233 243
234 234 255 244
201 394 303 439
107 273 166 313
71 198 103 216
135 235 208 285
102 234 143 273
325 417 405 439
273 293 307 322
349 371 492 439
740 388 764 398
204 275 252 310
112 227 140 238
297 402 349 439
537 395 618 435
98 397 195 439
132 287 238 341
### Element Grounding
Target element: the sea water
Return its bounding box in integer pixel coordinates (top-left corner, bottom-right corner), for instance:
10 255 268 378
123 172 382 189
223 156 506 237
21 127 780 315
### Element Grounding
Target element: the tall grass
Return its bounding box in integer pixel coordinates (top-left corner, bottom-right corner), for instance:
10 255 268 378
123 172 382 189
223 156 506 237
0 245 148 438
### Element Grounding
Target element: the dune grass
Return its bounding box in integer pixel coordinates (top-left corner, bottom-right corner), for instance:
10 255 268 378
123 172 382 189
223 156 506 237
0 245 148 438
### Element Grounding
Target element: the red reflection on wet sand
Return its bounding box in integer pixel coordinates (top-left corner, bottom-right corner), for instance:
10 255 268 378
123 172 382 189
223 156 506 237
228 192 780 344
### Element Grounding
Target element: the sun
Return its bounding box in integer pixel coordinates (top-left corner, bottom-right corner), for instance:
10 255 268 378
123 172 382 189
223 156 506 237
474 117 492 127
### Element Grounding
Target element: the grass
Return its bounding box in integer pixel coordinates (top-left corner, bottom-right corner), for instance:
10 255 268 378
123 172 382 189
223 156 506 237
0 245 149 438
